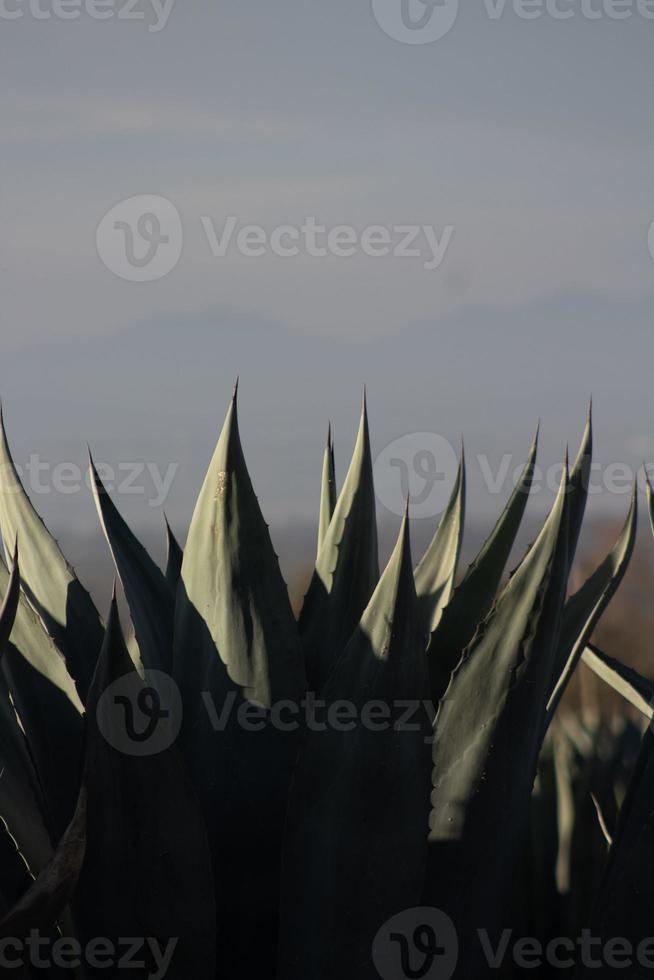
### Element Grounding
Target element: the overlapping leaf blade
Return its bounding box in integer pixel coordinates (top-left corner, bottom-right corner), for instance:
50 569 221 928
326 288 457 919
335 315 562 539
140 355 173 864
426 427 538 702
0 411 103 701
89 456 174 672
300 398 379 692
77 598 216 980
581 645 654 719
280 514 431 980
0 554 83 841
317 424 336 556
164 517 184 589
414 450 465 635
173 388 305 977
425 467 570 975
545 489 637 724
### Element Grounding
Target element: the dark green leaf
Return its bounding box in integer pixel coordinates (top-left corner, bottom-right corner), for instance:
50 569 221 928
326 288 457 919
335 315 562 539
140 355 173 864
545 487 637 723
426 426 538 703
0 410 103 702
90 455 174 673
415 450 465 635
300 396 379 693
280 514 431 980
425 466 570 973
77 598 216 980
317 423 337 556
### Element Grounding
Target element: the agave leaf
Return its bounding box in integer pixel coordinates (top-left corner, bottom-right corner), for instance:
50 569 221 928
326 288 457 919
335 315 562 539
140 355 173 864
0 785 85 939
0 814 36 932
300 397 379 692
0 557 82 714
414 449 465 635
580 644 654 719
0 679 53 892
579 728 654 977
426 426 538 703
280 514 431 980
0 411 103 701
582 486 654 971
0 554 83 841
173 387 304 976
317 423 337 556
164 516 184 589
0 541 19 654
0 551 59 871
77 597 216 980
545 488 637 723
174 387 303 706
566 405 592 573
0 548 52 863
425 465 569 971
89 455 174 673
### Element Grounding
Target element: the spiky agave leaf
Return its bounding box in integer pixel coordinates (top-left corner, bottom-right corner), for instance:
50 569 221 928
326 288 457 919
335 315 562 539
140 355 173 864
89 455 174 673
414 448 465 635
279 512 431 980
0 554 83 841
0 539 19 653
0 410 103 702
0 552 54 889
580 644 654 720
174 385 304 707
0 785 85 939
426 426 538 703
77 597 215 980
425 464 570 975
566 404 593 574
173 387 305 978
578 486 654 973
164 516 184 589
578 726 654 978
300 396 379 693
317 423 336 556
545 488 637 725
0 813 36 933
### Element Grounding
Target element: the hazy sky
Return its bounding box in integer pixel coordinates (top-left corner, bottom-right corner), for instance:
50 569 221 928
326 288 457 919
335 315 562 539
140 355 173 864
1 1 653 549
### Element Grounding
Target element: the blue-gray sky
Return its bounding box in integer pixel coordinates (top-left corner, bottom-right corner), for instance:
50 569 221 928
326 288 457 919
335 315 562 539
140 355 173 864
1 0 653 552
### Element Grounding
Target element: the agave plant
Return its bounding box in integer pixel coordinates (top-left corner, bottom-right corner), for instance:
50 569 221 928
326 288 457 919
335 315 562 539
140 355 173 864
0 392 649 979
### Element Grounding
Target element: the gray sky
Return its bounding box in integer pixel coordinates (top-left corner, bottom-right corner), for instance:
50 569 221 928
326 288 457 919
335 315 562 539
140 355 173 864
1 0 653 551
